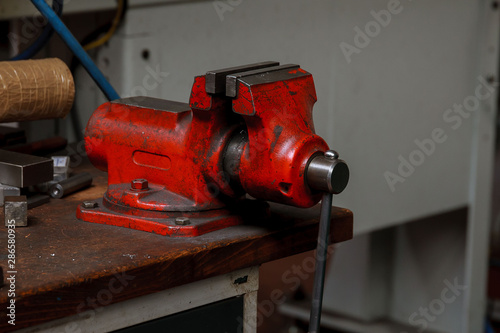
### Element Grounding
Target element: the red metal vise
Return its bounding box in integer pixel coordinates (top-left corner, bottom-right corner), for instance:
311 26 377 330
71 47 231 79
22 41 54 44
77 62 349 236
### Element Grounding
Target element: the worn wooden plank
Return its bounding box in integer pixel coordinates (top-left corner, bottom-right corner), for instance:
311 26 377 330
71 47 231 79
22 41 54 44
0 162 352 331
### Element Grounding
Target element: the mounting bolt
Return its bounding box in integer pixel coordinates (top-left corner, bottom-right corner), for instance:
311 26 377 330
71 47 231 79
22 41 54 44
82 201 98 209
131 179 149 190
175 217 190 225
324 150 339 160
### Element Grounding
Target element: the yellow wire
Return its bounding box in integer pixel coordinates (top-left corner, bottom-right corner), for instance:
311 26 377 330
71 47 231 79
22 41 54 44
83 0 125 51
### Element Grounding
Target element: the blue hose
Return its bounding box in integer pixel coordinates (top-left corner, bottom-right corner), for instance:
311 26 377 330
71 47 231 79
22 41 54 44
11 0 63 60
485 318 495 333
30 0 120 101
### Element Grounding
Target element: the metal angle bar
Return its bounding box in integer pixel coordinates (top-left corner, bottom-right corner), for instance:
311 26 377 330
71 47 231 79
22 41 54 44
27 194 50 210
0 150 53 187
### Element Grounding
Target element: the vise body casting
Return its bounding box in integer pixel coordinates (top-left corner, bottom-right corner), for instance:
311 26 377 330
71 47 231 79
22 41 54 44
77 62 348 236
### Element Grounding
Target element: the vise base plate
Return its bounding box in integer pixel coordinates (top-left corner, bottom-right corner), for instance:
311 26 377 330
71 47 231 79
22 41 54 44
76 198 270 237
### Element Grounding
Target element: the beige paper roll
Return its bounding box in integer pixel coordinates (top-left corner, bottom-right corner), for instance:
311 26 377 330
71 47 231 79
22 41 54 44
0 58 75 123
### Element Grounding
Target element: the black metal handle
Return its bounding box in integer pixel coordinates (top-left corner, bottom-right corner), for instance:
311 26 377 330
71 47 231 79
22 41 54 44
308 192 333 333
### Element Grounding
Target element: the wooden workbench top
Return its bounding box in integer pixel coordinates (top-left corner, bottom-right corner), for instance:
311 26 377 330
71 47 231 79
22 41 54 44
0 162 352 332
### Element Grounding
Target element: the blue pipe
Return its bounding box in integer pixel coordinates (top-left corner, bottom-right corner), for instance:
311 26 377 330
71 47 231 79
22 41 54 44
30 0 120 101
485 319 495 333
11 0 63 60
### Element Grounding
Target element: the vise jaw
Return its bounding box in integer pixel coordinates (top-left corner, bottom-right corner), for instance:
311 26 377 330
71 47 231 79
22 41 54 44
77 62 348 236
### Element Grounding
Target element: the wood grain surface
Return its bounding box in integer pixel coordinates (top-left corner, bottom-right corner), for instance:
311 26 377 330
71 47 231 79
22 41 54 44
0 161 353 331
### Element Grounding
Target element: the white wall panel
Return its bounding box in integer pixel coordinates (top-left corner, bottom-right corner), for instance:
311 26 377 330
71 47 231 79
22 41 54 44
97 0 482 234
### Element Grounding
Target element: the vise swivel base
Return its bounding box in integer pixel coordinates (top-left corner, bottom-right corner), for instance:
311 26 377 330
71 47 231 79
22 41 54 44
77 61 349 237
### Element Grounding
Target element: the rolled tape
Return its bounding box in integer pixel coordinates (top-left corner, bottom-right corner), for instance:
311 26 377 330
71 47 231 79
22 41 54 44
0 58 75 123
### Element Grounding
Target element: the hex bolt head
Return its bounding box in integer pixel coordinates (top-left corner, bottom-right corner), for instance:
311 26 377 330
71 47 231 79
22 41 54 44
131 179 149 190
82 201 98 209
325 150 339 160
175 217 190 225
